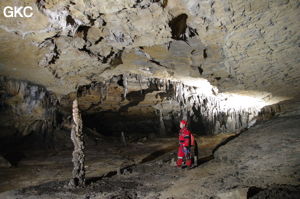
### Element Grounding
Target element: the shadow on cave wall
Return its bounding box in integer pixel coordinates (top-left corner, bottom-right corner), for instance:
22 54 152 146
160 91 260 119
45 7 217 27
82 78 179 137
83 111 160 137
82 107 207 138
188 106 210 135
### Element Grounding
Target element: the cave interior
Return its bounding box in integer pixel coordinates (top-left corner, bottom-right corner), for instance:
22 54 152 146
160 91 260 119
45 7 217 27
0 0 299 198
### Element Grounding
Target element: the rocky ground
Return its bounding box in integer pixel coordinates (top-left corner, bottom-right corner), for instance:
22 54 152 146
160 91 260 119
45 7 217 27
161 115 300 198
0 114 299 198
0 129 232 194
0 135 176 193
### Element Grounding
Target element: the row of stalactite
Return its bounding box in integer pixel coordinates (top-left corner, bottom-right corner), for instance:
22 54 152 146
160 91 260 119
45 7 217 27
0 74 263 138
77 73 262 134
108 74 262 134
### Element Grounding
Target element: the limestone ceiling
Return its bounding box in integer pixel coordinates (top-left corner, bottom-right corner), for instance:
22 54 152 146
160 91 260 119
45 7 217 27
0 0 299 103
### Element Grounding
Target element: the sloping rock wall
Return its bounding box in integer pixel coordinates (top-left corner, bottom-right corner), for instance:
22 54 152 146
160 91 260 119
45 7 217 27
0 76 59 139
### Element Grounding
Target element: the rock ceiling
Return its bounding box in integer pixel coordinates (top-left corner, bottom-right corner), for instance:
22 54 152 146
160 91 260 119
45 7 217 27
0 0 299 103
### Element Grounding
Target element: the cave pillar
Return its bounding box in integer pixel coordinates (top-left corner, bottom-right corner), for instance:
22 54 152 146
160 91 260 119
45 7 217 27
69 99 85 188
159 109 166 136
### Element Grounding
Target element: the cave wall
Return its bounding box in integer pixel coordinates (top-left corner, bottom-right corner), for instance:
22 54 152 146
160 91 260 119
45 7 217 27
59 74 264 136
0 76 61 150
0 73 290 153
59 74 177 136
258 99 300 120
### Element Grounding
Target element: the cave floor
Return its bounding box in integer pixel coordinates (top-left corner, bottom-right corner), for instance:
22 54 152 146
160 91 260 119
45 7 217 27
0 131 232 194
1 116 300 198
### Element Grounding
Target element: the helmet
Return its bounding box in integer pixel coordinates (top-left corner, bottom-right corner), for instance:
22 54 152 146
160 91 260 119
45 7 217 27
180 120 187 126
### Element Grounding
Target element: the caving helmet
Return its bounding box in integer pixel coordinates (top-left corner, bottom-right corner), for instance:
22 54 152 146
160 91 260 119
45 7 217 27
180 120 187 126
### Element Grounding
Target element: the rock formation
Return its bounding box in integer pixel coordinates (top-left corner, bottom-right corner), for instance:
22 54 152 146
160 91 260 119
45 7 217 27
68 74 264 135
0 155 11 168
69 99 85 188
0 1 299 138
0 74 277 140
0 0 298 99
0 76 58 137
0 76 61 152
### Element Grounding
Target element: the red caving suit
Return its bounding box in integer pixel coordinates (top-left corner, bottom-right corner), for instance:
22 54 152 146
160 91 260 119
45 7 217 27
177 127 192 167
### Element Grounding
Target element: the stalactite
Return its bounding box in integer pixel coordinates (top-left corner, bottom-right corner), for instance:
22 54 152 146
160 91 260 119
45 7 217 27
123 74 128 100
121 131 127 147
167 78 262 134
158 109 166 136
69 99 85 188
100 82 109 103
81 73 264 135
137 74 142 90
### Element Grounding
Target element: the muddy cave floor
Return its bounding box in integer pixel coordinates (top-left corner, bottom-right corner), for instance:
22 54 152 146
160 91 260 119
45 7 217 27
1 116 300 199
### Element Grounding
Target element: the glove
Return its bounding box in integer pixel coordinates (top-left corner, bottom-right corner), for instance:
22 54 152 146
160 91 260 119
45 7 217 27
183 146 190 155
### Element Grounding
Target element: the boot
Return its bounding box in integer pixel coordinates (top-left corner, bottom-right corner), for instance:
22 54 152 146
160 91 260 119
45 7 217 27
176 159 183 168
186 159 192 168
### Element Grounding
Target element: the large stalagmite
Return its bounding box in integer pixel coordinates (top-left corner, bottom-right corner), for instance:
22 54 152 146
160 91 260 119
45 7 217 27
69 99 85 188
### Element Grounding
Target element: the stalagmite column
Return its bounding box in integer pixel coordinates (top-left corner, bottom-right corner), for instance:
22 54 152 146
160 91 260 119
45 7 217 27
159 109 166 136
123 73 128 99
69 99 85 187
